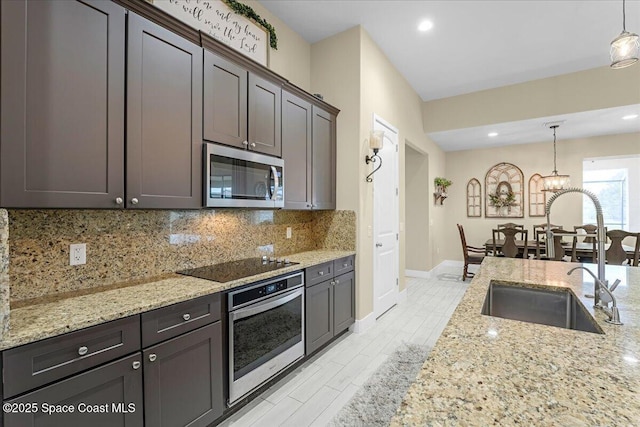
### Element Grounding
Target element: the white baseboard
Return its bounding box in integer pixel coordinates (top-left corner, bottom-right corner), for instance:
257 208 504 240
350 311 375 334
405 269 430 279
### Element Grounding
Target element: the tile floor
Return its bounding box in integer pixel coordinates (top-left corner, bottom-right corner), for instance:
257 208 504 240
218 266 471 427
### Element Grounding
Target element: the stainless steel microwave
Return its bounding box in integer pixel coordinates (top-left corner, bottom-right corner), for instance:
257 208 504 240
204 143 284 208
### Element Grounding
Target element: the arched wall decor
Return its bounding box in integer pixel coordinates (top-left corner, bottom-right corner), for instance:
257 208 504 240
528 173 546 217
466 178 481 217
484 162 524 218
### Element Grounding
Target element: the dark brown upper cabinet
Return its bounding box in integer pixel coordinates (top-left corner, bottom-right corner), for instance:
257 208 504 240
282 89 336 210
203 50 282 157
0 0 126 208
127 13 203 209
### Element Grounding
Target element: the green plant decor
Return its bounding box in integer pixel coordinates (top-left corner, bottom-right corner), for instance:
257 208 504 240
434 177 452 188
222 0 278 49
488 190 516 208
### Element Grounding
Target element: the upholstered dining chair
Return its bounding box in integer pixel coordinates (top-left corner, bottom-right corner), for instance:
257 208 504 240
457 224 485 281
605 230 640 266
493 227 528 258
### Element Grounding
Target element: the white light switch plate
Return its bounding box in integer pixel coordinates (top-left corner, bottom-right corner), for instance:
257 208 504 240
70 243 86 266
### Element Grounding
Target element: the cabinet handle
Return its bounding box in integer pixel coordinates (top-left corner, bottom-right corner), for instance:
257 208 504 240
149 354 157 362
115 197 123 205
78 346 88 356
319 271 324 276
250 142 256 148
343 263 348 268
242 141 249 146
182 313 191 321
131 198 139 205
132 361 141 370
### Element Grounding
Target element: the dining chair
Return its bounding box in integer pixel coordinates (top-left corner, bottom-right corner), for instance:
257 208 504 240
605 230 640 266
493 227 528 258
497 222 524 230
535 228 577 261
573 225 598 263
457 224 485 281
574 224 597 244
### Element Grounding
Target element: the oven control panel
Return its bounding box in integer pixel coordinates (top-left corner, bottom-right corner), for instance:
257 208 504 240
230 272 303 309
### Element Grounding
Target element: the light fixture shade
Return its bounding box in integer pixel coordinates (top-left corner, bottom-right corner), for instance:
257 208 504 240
610 30 640 69
541 173 571 192
369 130 384 150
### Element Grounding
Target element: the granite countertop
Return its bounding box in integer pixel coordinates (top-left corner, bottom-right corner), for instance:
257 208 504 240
393 257 640 426
0 249 355 351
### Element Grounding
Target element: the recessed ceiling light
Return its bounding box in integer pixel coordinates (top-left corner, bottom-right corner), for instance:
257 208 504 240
622 114 638 120
488 132 498 137
418 20 433 32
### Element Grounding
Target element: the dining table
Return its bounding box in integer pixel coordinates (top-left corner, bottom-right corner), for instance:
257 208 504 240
484 239 636 262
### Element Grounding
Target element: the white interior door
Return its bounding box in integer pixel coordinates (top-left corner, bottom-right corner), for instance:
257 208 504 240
373 115 399 318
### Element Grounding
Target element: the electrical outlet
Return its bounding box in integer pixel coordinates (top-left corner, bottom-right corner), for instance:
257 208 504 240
70 243 86 266
286 227 292 239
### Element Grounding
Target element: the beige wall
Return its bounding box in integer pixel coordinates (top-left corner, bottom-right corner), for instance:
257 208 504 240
423 66 640 133
245 1 311 91
405 145 430 271
443 132 640 261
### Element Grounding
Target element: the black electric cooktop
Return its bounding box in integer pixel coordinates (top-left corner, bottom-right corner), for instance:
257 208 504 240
177 257 299 283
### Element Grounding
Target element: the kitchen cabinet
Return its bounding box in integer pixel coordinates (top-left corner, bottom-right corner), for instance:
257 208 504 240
305 256 355 355
0 0 126 208
0 2 202 209
127 13 203 209
282 90 337 210
3 354 144 427
143 322 223 427
204 50 282 157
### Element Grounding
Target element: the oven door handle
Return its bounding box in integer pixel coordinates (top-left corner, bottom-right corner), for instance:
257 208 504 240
231 287 303 321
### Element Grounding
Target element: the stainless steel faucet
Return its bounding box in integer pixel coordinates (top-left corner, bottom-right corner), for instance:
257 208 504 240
545 187 607 306
567 266 623 325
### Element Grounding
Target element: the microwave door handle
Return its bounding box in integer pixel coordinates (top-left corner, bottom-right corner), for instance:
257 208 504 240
270 166 279 201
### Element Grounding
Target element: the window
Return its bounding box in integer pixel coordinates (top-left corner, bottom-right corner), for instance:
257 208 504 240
583 155 640 232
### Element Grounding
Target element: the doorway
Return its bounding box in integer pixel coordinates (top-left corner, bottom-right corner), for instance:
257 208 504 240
372 114 399 319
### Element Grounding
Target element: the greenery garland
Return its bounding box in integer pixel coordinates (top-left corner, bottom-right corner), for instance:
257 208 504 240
222 0 278 50
488 190 516 208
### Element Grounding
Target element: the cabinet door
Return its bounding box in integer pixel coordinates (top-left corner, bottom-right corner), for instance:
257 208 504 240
311 106 336 210
248 74 282 157
127 13 203 209
203 51 248 148
3 354 143 427
144 322 223 427
305 279 334 355
0 0 125 208
334 271 355 334
282 91 312 209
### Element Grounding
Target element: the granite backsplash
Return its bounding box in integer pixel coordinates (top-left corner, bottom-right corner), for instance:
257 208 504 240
0 209 9 333
7 209 355 303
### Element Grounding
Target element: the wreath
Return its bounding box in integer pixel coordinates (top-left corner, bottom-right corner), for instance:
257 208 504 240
488 189 516 208
222 0 278 49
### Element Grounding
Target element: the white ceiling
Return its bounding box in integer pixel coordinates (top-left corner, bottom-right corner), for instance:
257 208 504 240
260 0 640 150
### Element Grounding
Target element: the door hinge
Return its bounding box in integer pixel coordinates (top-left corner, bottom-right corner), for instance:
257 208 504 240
395 145 398 152
396 233 399 240
396 278 399 286
395 188 398 196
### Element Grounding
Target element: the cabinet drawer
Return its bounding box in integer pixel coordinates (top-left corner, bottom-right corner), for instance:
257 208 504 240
333 255 355 276
305 261 333 287
3 316 140 399
141 293 220 347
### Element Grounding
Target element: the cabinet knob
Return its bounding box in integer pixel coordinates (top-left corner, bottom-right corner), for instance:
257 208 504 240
182 313 191 321
250 142 256 148
78 346 88 356
331 281 335 286
343 263 348 268
242 140 249 146
319 271 324 276
149 353 157 362
131 198 139 205
115 197 123 205
306 204 311 208
132 361 141 370
335 279 340 285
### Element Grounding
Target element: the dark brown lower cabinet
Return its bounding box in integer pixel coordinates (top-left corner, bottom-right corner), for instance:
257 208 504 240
3 354 143 427
143 321 223 427
305 266 355 355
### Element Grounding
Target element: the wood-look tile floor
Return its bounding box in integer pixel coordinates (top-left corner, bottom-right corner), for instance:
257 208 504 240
218 266 471 427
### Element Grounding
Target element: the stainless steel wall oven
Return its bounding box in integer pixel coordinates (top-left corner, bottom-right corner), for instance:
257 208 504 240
227 272 304 406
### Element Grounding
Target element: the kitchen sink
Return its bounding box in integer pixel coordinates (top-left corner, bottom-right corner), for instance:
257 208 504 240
481 281 603 334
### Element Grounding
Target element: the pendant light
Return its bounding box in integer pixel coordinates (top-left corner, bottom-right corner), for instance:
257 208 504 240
541 125 570 192
610 0 639 69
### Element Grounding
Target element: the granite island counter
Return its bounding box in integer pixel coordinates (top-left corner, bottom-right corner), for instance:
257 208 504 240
392 257 640 426
0 249 355 351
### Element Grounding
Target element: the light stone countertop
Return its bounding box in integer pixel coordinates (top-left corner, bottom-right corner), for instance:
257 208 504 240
392 257 640 426
0 249 355 351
